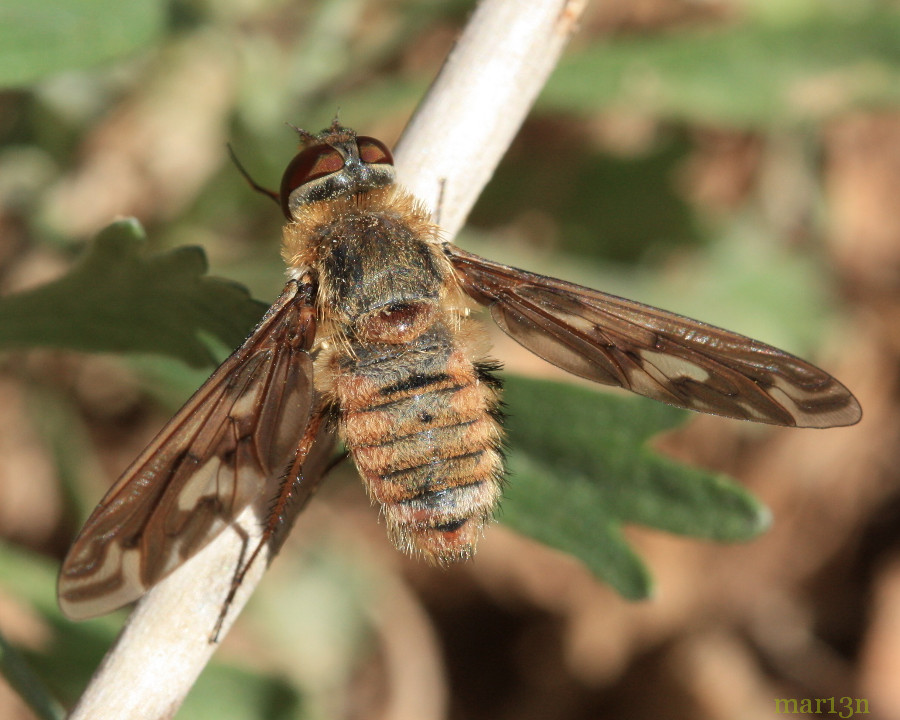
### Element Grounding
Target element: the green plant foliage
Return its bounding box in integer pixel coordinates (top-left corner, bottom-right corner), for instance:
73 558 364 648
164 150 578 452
0 542 305 718
544 9 900 126
179 665 305 720
0 220 268 367
0 0 166 88
471 135 697 264
501 376 771 599
0 542 120 705
0 628 64 720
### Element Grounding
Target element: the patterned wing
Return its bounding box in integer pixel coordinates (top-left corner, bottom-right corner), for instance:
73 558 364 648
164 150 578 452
447 245 860 428
58 279 319 620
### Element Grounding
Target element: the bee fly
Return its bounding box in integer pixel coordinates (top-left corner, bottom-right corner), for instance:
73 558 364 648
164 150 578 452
58 121 862 621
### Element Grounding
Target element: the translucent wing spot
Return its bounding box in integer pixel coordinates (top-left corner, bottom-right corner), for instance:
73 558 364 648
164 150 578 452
638 349 712 386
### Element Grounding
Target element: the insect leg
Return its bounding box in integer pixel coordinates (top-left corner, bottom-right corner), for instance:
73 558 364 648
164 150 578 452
210 406 336 641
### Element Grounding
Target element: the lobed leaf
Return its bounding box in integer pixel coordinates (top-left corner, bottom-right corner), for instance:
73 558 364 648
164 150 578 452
501 376 770 599
0 219 268 367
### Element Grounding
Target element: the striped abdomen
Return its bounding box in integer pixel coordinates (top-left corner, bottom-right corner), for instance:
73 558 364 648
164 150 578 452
334 322 504 563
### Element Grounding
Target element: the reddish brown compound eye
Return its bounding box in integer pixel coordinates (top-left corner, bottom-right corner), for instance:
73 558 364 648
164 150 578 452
357 136 393 166
279 144 344 218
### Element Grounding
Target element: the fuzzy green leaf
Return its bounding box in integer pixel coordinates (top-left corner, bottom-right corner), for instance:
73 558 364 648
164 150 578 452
501 376 771 599
544 10 900 126
0 0 165 88
0 542 304 716
0 219 268 367
0 628 64 720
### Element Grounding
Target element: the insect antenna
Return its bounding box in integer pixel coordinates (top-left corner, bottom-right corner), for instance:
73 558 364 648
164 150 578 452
285 122 320 146
227 144 280 206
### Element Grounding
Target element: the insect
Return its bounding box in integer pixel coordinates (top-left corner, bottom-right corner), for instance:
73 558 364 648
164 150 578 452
58 121 862 621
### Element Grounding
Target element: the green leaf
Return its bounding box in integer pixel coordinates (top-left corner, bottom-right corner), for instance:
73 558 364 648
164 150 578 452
544 9 900 127
0 219 268 367
501 376 771 599
0 542 306 716
181 665 305 720
0 0 166 88
0 627 65 720
0 542 119 703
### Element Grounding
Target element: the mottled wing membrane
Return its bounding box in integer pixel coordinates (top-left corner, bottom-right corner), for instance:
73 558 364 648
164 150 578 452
447 246 861 428
58 280 318 620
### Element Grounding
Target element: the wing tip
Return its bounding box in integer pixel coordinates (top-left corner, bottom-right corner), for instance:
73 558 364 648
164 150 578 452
796 394 863 429
57 586 133 621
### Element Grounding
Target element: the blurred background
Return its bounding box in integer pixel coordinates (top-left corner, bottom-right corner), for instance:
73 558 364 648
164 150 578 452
0 0 895 718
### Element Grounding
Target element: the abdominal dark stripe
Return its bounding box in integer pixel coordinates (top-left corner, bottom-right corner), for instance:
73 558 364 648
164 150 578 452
355 418 477 448
379 372 451 397
403 481 485 513
434 519 467 531
379 450 486 489
362 384 467 414
382 449 485 480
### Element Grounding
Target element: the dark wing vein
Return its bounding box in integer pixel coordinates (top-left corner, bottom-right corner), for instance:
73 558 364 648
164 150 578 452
58 280 318 620
447 245 861 428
